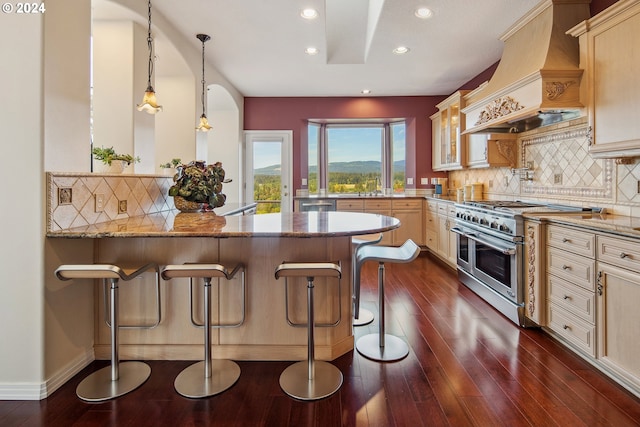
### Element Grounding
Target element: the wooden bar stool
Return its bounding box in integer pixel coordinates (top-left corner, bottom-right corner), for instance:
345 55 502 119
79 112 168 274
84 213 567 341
275 262 342 400
355 239 420 362
55 263 159 402
352 233 383 326
161 263 245 398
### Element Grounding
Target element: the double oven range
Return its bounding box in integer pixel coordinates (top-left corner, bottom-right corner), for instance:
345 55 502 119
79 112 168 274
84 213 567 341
452 200 591 327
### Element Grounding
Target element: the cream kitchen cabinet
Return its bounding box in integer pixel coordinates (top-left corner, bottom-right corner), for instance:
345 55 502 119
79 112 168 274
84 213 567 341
435 200 457 267
569 0 640 160
364 199 393 245
431 91 469 171
545 224 596 357
524 220 545 326
391 199 424 246
595 234 640 395
424 200 438 251
466 133 517 169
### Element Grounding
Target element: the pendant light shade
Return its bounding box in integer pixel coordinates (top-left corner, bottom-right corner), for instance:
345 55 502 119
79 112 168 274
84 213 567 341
196 33 212 131
137 0 162 114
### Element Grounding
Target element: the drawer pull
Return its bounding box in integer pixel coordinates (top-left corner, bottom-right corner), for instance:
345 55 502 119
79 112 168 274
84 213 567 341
563 294 570 300
563 324 570 330
619 252 628 259
562 238 570 243
562 264 571 270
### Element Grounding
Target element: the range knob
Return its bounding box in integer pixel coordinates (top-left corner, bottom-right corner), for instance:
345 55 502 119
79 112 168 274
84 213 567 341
499 224 511 233
479 218 489 226
471 216 479 223
490 221 499 229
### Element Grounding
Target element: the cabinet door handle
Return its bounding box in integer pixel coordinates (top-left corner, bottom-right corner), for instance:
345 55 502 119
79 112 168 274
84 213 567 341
563 294 570 300
562 238 570 243
620 252 628 259
562 324 570 330
597 271 603 296
562 264 571 270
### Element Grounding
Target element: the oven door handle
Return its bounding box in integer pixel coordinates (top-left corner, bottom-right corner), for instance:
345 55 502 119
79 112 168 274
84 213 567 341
451 227 516 256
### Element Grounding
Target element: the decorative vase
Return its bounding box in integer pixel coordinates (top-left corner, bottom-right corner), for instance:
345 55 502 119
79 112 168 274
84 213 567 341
173 196 204 213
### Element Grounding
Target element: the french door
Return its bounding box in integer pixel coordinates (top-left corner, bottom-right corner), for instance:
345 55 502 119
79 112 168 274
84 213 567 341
244 130 292 213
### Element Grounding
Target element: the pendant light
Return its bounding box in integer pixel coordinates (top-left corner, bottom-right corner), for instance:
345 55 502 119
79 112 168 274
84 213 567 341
195 33 212 131
136 0 162 114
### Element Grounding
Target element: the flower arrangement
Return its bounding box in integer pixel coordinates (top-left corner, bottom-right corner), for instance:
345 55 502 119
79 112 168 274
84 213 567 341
92 146 140 166
168 160 230 210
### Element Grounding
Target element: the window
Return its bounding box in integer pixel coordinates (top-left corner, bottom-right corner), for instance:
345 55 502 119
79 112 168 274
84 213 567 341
308 121 406 195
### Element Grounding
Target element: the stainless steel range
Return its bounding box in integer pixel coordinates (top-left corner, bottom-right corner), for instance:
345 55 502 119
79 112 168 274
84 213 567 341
452 200 591 327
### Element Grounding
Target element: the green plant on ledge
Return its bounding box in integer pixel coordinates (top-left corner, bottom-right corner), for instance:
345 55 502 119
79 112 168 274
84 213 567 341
159 158 182 168
168 160 231 208
92 146 141 165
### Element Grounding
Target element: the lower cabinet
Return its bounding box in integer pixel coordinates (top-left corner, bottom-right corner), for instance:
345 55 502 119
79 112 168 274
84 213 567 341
540 222 640 397
596 234 640 395
426 199 456 268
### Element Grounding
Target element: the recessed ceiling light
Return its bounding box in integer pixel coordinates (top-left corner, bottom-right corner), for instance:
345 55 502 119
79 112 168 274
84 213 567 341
305 47 319 55
415 7 433 19
301 8 318 19
361 89 371 95
393 46 410 55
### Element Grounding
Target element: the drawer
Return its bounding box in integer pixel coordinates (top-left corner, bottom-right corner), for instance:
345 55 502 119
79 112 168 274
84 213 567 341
547 303 596 357
392 199 422 209
426 201 438 213
436 202 453 215
547 248 595 291
447 204 456 217
364 199 392 210
547 224 595 258
597 235 640 273
336 199 364 211
547 275 595 323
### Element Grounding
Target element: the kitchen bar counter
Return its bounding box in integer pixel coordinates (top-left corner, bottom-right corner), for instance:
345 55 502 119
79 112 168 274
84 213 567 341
47 211 400 362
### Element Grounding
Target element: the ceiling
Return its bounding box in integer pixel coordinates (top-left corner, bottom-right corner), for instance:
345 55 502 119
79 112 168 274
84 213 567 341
94 0 540 98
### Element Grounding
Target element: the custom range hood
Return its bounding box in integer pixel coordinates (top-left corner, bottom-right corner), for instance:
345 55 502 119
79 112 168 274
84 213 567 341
462 0 590 134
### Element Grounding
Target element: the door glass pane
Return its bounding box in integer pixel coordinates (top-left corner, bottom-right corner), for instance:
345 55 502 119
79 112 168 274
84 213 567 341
308 124 319 194
391 122 405 194
327 126 382 194
253 141 281 213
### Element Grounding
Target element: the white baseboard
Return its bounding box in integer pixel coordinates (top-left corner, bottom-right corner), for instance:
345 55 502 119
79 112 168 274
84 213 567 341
0 350 94 400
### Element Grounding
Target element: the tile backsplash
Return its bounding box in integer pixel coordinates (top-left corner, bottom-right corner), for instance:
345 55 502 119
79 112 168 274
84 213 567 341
47 173 174 232
449 117 640 216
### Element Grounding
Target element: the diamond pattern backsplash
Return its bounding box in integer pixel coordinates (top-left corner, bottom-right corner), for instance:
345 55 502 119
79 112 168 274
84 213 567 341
450 118 640 216
47 173 175 232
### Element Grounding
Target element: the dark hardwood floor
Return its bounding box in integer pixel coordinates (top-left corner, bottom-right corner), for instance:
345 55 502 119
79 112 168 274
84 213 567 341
2 253 640 426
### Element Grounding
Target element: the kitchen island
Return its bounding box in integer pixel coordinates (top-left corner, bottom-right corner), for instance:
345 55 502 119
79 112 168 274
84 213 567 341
47 211 400 362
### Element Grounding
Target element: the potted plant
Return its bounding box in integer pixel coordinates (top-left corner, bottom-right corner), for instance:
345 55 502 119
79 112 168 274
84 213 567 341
92 146 140 173
168 160 231 212
159 158 181 176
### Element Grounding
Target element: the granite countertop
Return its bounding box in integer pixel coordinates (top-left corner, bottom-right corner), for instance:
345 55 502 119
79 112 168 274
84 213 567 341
294 194 425 199
524 212 640 239
46 211 400 239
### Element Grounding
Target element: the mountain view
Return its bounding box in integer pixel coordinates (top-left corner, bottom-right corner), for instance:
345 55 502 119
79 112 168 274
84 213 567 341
254 160 405 175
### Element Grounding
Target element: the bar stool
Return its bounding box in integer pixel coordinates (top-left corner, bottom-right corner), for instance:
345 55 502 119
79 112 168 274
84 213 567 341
161 263 245 398
55 263 160 402
274 262 342 400
355 239 420 362
352 233 383 326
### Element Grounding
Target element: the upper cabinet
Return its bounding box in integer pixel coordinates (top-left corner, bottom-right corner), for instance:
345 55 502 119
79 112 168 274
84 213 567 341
466 133 517 169
569 0 640 160
431 91 469 171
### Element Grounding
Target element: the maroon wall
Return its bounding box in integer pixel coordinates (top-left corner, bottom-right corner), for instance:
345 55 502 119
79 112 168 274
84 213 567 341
244 96 447 192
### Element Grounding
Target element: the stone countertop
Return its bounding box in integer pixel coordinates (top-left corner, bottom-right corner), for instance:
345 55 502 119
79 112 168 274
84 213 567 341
46 211 400 239
294 194 425 199
523 212 640 239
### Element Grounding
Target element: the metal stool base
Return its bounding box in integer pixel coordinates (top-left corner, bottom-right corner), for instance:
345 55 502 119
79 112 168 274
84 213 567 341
353 308 375 326
356 334 409 362
279 360 343 401
175 360 241 399
76 361 151 402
